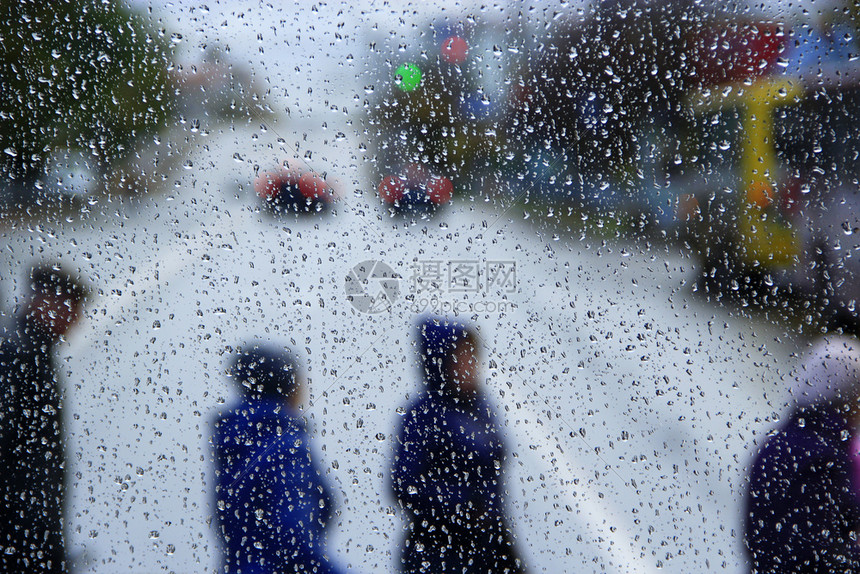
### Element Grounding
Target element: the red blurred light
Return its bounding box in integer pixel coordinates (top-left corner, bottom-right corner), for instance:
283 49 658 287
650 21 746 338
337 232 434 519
298 172 332 201
426 176 453 204
689 22 784 87
379 175 406 203
441 36 469 65
255 173 282 199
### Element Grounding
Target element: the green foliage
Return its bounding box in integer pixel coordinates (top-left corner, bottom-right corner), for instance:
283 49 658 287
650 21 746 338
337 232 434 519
516 3 702 177
0 0 175 182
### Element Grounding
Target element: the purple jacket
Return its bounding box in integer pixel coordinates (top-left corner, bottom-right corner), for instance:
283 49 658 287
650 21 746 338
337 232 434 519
745 407 860 573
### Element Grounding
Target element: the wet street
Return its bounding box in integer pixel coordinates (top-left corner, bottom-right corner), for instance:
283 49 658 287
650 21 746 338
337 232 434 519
0 121 806 573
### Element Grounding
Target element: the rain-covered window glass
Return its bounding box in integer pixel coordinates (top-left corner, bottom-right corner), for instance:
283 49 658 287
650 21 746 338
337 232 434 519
2 1 860 573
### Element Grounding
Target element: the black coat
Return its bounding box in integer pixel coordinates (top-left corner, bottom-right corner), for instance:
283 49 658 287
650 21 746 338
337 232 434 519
0 319 66 573
745 406 860 573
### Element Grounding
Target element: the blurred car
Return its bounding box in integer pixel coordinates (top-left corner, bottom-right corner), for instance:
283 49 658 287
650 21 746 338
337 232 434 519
254 166 335 215
377 163 453 214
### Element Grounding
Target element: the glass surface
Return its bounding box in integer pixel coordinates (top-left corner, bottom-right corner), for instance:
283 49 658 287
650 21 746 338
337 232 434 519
2 1 859 572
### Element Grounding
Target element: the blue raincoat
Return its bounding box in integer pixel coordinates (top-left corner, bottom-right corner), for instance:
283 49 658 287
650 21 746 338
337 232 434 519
391 318 524 574
213 346 342 574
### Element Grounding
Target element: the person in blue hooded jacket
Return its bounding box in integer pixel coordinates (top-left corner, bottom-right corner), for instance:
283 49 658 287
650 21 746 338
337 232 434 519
391 316 525 574
212 344 343 574
745 336 860 573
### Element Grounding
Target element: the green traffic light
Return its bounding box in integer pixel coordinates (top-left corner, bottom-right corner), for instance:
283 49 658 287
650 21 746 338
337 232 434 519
394 63 422 92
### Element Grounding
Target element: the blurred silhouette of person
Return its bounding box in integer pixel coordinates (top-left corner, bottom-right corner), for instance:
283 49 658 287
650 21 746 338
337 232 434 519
212 343 344 574
0 264 89 573
391 316 524 574
745 336 860 573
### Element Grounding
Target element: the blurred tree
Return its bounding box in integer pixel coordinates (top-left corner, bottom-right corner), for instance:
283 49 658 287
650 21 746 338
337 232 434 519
0 0 175 186
512 0 702 179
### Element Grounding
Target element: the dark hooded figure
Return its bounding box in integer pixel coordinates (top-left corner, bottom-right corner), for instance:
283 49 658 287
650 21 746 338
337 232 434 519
212 344 344 574
745 336 860 573
391 316 524 574
0 265 89 573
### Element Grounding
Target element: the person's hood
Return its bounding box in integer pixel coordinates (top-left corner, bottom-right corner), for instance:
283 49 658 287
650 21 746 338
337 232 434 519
417 315 474 394
791 335 860 407
229 343 298 399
